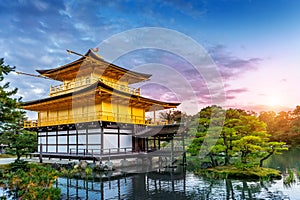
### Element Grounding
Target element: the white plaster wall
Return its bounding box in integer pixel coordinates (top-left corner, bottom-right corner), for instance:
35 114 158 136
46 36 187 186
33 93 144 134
48 131 56 136
58 135 67 145
58 146 67 153
88 135 101 144
48 136 56 145
48 146 56 152
89 128 101 133
69 135 76 144
104 135 118 149
120 135 132 149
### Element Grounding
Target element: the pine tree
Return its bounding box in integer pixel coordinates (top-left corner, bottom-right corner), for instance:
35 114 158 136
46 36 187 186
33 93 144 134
0 58 24 130
0 58 37 160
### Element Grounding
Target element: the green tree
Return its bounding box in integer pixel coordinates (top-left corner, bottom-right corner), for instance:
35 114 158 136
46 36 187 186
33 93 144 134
0 58 37 160
0 58 24 130
259 111 276 135
187 105 225 167
188 106 287 168
258 141 288 167
7 163 61 199
273 111 291 141
159 109 190 124
259 108 300 145
233 115 268 164
221 108 249 165
4 131 37 160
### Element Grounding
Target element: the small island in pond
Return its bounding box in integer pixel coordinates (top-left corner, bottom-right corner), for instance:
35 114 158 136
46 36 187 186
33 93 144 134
186 105 290 180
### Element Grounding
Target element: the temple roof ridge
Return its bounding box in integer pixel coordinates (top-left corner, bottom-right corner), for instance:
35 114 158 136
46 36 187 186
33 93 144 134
36 49 151 84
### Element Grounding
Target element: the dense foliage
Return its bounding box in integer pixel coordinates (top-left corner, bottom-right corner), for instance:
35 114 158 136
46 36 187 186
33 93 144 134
159 109 190 124
0 58 23 131
0 58 37 159
0 58 60 199
6 163 61 200
259 106 300 145
187 106 287 168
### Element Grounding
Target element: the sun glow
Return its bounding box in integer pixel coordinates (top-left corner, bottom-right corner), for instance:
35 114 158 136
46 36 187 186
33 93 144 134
269 97 281 106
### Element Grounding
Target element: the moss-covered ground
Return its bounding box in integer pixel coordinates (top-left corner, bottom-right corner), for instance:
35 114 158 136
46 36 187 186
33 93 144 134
194 165 282 180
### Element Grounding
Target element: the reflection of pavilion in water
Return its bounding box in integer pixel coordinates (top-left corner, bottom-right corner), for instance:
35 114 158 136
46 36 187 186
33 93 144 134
55 167 292 200
56 167 187 200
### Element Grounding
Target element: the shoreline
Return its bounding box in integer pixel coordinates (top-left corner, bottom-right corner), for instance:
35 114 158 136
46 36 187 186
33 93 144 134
0 158 16 165
194 165 282 180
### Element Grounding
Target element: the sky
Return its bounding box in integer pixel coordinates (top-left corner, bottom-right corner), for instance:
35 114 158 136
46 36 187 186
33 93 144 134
1 0 300 116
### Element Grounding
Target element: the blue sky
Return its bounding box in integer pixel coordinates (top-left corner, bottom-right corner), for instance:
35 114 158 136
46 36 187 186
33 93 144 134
1 0 300 115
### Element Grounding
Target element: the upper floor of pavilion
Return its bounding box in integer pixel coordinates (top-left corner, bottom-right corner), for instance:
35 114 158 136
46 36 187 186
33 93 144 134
38 49 151 97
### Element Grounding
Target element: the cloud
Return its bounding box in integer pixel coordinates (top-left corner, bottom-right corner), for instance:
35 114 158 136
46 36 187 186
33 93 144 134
113 45 258 107
280 78 287 82
226 88 248 95
0 1 262 114
159 0 208 18
208 44 262 80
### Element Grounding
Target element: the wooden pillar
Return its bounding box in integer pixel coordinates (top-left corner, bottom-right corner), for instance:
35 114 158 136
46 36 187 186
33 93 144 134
39 143 43 163
56 127 58 153
86 125 89 153
158 136 161 150
46 131 48 152
132 125 136 152
182 131 186 151
117 127 120 151
101 126 104 154
170 136 174 167
36 131 39 152
76 128 79 155
67 128 70 154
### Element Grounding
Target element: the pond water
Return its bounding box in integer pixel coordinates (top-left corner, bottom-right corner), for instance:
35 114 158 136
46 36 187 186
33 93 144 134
56 149 300 200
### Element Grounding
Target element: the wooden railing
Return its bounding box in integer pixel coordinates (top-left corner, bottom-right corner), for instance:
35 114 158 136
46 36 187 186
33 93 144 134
24 120 38 128
23 110 145 128
24 114 167 128
69 147 132 156
50 77 96 96
50 77 140 96
100 79 140 95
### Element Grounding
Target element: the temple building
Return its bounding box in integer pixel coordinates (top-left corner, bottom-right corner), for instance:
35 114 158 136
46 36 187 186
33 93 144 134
23 49 183 160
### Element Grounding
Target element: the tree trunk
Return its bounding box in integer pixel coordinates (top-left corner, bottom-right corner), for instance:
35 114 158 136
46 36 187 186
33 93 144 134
225 148 230 165
223 135 230 165
241 151 247 164
259 150 274 167
209 154 218 167
17 154 21 161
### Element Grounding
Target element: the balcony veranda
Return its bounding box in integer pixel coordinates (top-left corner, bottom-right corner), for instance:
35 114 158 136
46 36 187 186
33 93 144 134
24 111 145 128
24 111 167 128
50 78 140 96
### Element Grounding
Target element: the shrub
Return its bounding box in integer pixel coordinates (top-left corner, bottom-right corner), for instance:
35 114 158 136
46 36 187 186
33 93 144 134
7 163 61 200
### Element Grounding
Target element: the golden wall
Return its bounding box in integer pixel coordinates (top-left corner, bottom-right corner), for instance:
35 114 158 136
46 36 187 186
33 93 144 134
37 100 145 126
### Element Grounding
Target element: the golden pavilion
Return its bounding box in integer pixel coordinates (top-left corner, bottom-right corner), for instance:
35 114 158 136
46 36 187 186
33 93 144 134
23 49 182 158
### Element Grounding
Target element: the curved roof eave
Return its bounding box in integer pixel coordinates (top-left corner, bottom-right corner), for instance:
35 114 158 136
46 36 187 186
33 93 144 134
23 80 180 108
36 49 152 80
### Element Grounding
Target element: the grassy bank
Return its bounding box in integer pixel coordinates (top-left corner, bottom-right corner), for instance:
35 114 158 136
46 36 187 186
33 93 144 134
0 154 16 158
194 165 282 180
